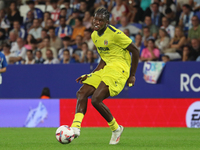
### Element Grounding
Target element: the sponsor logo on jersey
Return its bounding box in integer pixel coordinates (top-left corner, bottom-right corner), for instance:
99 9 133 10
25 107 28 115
97 47 110 53
104 40 108 45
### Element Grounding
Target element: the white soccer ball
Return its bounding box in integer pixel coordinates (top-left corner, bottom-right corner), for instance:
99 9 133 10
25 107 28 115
55 125 75 144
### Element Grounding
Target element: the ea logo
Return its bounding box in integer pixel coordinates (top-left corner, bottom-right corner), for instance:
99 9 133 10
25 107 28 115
186 101 200 128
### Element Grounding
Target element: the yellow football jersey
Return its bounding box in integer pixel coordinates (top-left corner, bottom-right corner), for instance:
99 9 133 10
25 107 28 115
91 25 132 76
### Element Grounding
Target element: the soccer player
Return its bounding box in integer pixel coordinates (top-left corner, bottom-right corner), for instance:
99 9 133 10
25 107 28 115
71 7 139 144
0 52 7 84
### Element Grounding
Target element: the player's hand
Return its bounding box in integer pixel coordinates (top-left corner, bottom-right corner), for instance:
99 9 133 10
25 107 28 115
126 76 136 87
76 75 88 84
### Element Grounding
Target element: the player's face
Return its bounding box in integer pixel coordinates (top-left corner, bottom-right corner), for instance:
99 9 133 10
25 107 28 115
93 13 108 31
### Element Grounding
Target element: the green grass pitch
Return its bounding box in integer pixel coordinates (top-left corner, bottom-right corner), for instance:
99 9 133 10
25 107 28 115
1 127 199 150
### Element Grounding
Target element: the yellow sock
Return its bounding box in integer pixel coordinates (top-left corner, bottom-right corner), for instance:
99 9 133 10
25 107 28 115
71 113 84 129
108 118 119 131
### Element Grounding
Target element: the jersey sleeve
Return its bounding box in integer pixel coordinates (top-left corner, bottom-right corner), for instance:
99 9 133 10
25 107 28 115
114 31 132 50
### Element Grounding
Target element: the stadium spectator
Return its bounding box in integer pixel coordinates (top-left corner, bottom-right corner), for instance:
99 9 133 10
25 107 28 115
28 19 42 41
44 18 55 30
66 9 81 27
176 0 193 12
7 2 22 27
129 4 144 23
142 26 155 47
191 38 200 58
58 36 73 60
165 7 178 27
0 28 6 50
63 0 73 19
162 0 176 16
10 21 26 40
78 42 89 63
83 28 94 51
188 16 200 42
179 4 194 34
8 30 18 48
55 16 72 38
79 0 88 18
72 0 81 10
71 35 83 51
26 0 43 21
162 55 170 62
181 45 197 61
123 28 135 43
142 16 158 39
140 39 160 61
9 38 27 65
40 87 51 99
134 34 145 56
165 27 186 53
30 38 39 57
111 0 127 25
60 49 76 64
0 9 10 33
44 49 59 64
23 11 34 32
24 50 35 64
164 27 186 60
50 0 61 22
24 34 35 50
155 28 170 54
160 17 175 39
94 0 109 10
2 44 11 64
71 17 86 40
144 2 163 27
35 50 45 64
49 27 62 51
83 11 92 29
37 29 48 49
54 8 67 27
84 50 96 63
41 11 51 28
41 36 57 60
118 16 141 35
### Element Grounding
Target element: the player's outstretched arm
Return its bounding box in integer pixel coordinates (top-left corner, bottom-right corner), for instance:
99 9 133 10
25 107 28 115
126 43 140 87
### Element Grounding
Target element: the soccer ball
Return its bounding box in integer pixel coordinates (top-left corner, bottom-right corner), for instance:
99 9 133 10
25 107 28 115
55 125 75 144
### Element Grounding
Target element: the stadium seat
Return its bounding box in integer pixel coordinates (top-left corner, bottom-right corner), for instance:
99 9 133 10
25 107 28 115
46 5 54 12
19 5 30 21
35 5 46 12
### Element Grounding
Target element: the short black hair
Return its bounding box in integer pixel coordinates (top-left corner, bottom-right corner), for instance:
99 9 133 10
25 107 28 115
30 38 37 44
165 7 172 14
63 49 70 53
62 36 71 41
95 7 110 21
3 43 11 49
26 0 35 5
48 26 55 31
182 4 192 10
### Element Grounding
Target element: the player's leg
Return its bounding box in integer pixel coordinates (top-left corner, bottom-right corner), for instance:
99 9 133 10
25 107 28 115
91 81 123 144
71 84 95 137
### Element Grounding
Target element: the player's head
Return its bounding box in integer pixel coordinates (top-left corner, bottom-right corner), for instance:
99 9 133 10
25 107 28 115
93 7 110 31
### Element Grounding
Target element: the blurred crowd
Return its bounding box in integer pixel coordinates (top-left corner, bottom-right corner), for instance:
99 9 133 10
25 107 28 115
0 0 200 65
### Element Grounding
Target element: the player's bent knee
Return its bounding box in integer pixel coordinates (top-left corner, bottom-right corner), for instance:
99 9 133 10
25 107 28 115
91 96 100 107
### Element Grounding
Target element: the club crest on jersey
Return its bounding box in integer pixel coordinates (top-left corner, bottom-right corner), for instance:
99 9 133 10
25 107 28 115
104 40 108 46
